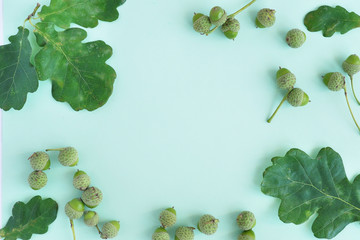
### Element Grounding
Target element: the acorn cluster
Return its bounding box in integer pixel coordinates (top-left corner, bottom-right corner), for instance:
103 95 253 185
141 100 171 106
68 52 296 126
65 169 120 239
192 3 306 47
192 6 240 40
26 147 120 239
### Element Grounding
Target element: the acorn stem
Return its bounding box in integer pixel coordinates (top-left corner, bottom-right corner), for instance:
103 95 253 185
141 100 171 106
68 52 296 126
70 219 76 240
228 0 256 19
350 75 360 105
206 26 219 35
267 93 288 123
95 224 102 235
45 148 65 151
344 87 360 133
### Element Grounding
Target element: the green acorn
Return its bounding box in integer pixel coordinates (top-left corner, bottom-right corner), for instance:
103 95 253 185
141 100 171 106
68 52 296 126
209 6 227 26
276 67 296 91
343 54 360 104
286 29 306 48
238 230 255 240
28 151 50 171
193 13 212 34
236 211 256 231
81 186 103 208
65 198 85 219
343 54 360 77
100 221 120 239
28 170 47 190
73 170 90 191
152 227 170 240
84 211 99 226
323 71 360 133
159 207 176 228
197 214 219 235
175 226 195 240
287 88 309 107
256 8 276 28
221 18 240 40
46 147 79 166
323 72 345 91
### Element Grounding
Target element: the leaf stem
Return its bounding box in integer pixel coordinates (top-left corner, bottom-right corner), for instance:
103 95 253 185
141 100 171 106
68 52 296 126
344 86 360 133
228 0 257 19
70 219 76 240
25 3 41 21
0 229 5 238
267 92 288 123
350 75 360 105
28 19 36 28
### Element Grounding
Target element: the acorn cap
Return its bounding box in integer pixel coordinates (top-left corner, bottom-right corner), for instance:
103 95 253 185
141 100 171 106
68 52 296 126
28 151 50 171
152 227 170 240
28 170 48 190
65 198 85 219
193 14 212 34
81 186 103 208
236 211 256 231
343 54 360 76
323 72 345 91
100 221 120 239
287 88 309 107
286 29 306 48
73 170 91 190
197 214 219 235
175 226 195 240
159 207 177 228
221 18 240 40
276 67 296 90
256 8 276 28
84 211 99 226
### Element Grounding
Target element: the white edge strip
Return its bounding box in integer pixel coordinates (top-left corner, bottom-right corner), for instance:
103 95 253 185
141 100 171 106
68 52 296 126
0 0 3 227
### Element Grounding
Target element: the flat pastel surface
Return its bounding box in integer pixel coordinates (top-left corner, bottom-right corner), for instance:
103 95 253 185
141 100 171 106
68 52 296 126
2 0 360 239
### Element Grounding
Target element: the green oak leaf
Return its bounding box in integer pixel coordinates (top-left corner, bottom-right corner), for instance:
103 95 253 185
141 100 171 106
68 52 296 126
261 147 360 239
0 27 38 111
34 22 116 111
0 196 58 240
304 5 360 37
38 0 126 29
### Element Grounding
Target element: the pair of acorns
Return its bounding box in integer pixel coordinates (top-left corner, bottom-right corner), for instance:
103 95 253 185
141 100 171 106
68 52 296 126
27 147 78 190
152 207 256 240
323 54 360 133
255 8 306 48
267 67 310 123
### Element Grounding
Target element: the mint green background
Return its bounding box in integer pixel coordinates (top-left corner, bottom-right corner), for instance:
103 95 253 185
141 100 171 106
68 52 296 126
2 0 360 239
